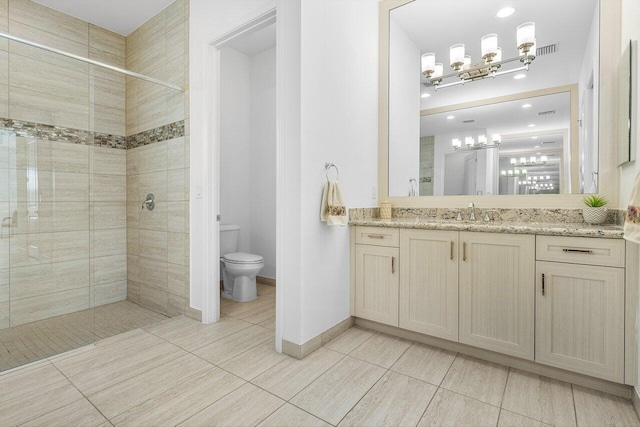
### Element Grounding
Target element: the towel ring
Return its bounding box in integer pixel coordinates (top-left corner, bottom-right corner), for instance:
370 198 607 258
325 162 339 182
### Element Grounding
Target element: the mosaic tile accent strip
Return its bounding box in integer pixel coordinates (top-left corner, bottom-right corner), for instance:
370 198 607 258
126 120 185 149
0 117 127 149
349 207 626 225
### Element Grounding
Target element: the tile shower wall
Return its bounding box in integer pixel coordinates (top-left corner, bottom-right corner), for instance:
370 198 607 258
125 0 191 318
0 0 127 330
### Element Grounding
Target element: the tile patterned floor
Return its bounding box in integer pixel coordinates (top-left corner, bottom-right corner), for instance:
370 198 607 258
1 286 638 426
0 301 167 372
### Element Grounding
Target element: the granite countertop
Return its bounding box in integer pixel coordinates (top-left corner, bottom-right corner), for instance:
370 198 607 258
348 217 624 239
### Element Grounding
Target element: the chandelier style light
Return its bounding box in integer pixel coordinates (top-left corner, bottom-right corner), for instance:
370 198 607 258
421 22 536 90
452 133 501 151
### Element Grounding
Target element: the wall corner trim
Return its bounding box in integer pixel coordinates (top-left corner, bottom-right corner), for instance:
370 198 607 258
282 316 355 359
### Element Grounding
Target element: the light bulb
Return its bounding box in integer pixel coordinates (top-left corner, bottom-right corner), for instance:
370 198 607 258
450 44 465 68
530 156 536 163
492 133 501 143
522 169 527 174
546 175 550 180
464 55 472 67
465 136 475 147
433 63 444 78
495 47 502 62
517 22 535 50
501 170 507 176
541 155 547 162
508 170 514 175
481 34 498 61
478 135 487 145
520 157 527 164
510 158 517 165
421 53 436 75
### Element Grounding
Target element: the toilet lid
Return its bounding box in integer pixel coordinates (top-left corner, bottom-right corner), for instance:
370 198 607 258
223 252 264 264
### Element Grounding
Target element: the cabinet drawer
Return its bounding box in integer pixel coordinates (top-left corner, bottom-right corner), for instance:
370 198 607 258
355 226 399 247
536 236 625 268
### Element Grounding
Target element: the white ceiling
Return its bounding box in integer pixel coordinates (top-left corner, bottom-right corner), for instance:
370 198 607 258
224 24 276 57
33 0 176 35
391 0 599 109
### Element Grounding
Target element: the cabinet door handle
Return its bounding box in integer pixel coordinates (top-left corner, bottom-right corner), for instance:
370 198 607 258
391 257 396 273
450 241 454 260
367 234 385 239
562 248 593 254
542 273 545 296
463 242 467 261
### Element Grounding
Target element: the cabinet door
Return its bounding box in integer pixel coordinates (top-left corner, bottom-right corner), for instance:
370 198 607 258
399 229 458 341
459 232 535 360
355 244 399 326
536 261 625 383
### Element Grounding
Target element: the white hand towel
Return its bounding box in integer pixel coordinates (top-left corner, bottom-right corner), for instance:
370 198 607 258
320 180 347 226
624 170 640 244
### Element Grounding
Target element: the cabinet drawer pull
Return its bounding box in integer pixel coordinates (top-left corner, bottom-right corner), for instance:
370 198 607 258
542 273 545 296
562 248 593 254
367 234 385 239
463 242 467 261
391 257 396 273
450 241 454 260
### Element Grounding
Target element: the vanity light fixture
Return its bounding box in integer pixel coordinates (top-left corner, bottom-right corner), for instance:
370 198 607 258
510 156 549 167
452 133 501 152
421 22 536 91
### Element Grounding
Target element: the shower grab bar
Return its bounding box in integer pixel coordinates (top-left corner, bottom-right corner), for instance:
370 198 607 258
0 31 184 92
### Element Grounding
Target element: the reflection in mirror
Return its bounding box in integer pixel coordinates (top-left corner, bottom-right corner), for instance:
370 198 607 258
387 0 600 197
417 92 571 196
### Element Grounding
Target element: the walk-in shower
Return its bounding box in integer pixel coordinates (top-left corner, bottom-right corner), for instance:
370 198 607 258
0 0 190 372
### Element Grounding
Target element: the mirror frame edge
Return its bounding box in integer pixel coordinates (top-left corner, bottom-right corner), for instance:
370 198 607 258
378 0 622 209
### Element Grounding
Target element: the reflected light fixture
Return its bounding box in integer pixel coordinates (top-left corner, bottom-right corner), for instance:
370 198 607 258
421 92 431 98
522 103 532 108
453 133 501 152
447 115 455 120
421 22 536 91
513 73 527 80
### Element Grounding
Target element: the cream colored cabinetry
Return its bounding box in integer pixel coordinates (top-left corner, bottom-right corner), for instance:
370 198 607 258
458 232 536 360
354 230 399 326
399 229 458 341
535 237 626 383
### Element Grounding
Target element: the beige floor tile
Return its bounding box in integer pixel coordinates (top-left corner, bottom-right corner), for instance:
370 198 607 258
21 397 108 427
258 403 330 427
178 383 284 427
218 339 289 381
259 316 275 330
236 304 276 324
440 355 509 406
145 315 253 351
339 371 436 427
290 356 386 425
349 332 411 368
572 385 640 427
257 283 276 296
112 367 245 426
323 327 374 355
88 353 213 419
193 324 272 365
0 361 66 404
54 332 186 395
502 369 576 426
418 388 500 427
390 342 457 386
0 379 84 426
498 410 551 427
221 297 275 318
252 347 344 400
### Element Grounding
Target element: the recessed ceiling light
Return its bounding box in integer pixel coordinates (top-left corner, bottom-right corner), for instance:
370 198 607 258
532 136 538 139
522 103 532 108
447 115 455 120
528 124 536 127
534 145 541 148
514 74 526 80
421 93 431 98
496 7 515 18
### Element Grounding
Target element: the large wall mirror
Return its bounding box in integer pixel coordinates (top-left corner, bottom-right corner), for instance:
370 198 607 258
385 0 601 199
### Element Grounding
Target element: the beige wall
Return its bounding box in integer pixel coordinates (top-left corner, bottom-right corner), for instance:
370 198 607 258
125 0 191 317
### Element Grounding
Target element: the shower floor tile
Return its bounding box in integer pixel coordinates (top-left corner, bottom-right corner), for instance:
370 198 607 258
0 301 167 372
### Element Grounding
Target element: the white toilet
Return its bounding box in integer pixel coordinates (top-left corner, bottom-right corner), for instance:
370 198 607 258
220 224 264 302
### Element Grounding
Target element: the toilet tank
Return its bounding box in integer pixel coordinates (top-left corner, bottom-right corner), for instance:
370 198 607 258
220 224 240 256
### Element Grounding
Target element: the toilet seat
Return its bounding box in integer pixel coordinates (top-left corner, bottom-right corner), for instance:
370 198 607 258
223 252 264 265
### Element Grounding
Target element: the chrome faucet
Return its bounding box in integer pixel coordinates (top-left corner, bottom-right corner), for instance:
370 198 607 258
468 202 476 221
483 209 501 222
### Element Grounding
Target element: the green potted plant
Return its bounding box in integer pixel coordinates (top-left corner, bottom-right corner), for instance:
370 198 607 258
582 195 608 225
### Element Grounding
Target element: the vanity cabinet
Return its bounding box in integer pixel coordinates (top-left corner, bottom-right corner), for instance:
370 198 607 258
354 229 399 326
535 237 626 383
399 229 458 341
458 232 536 360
